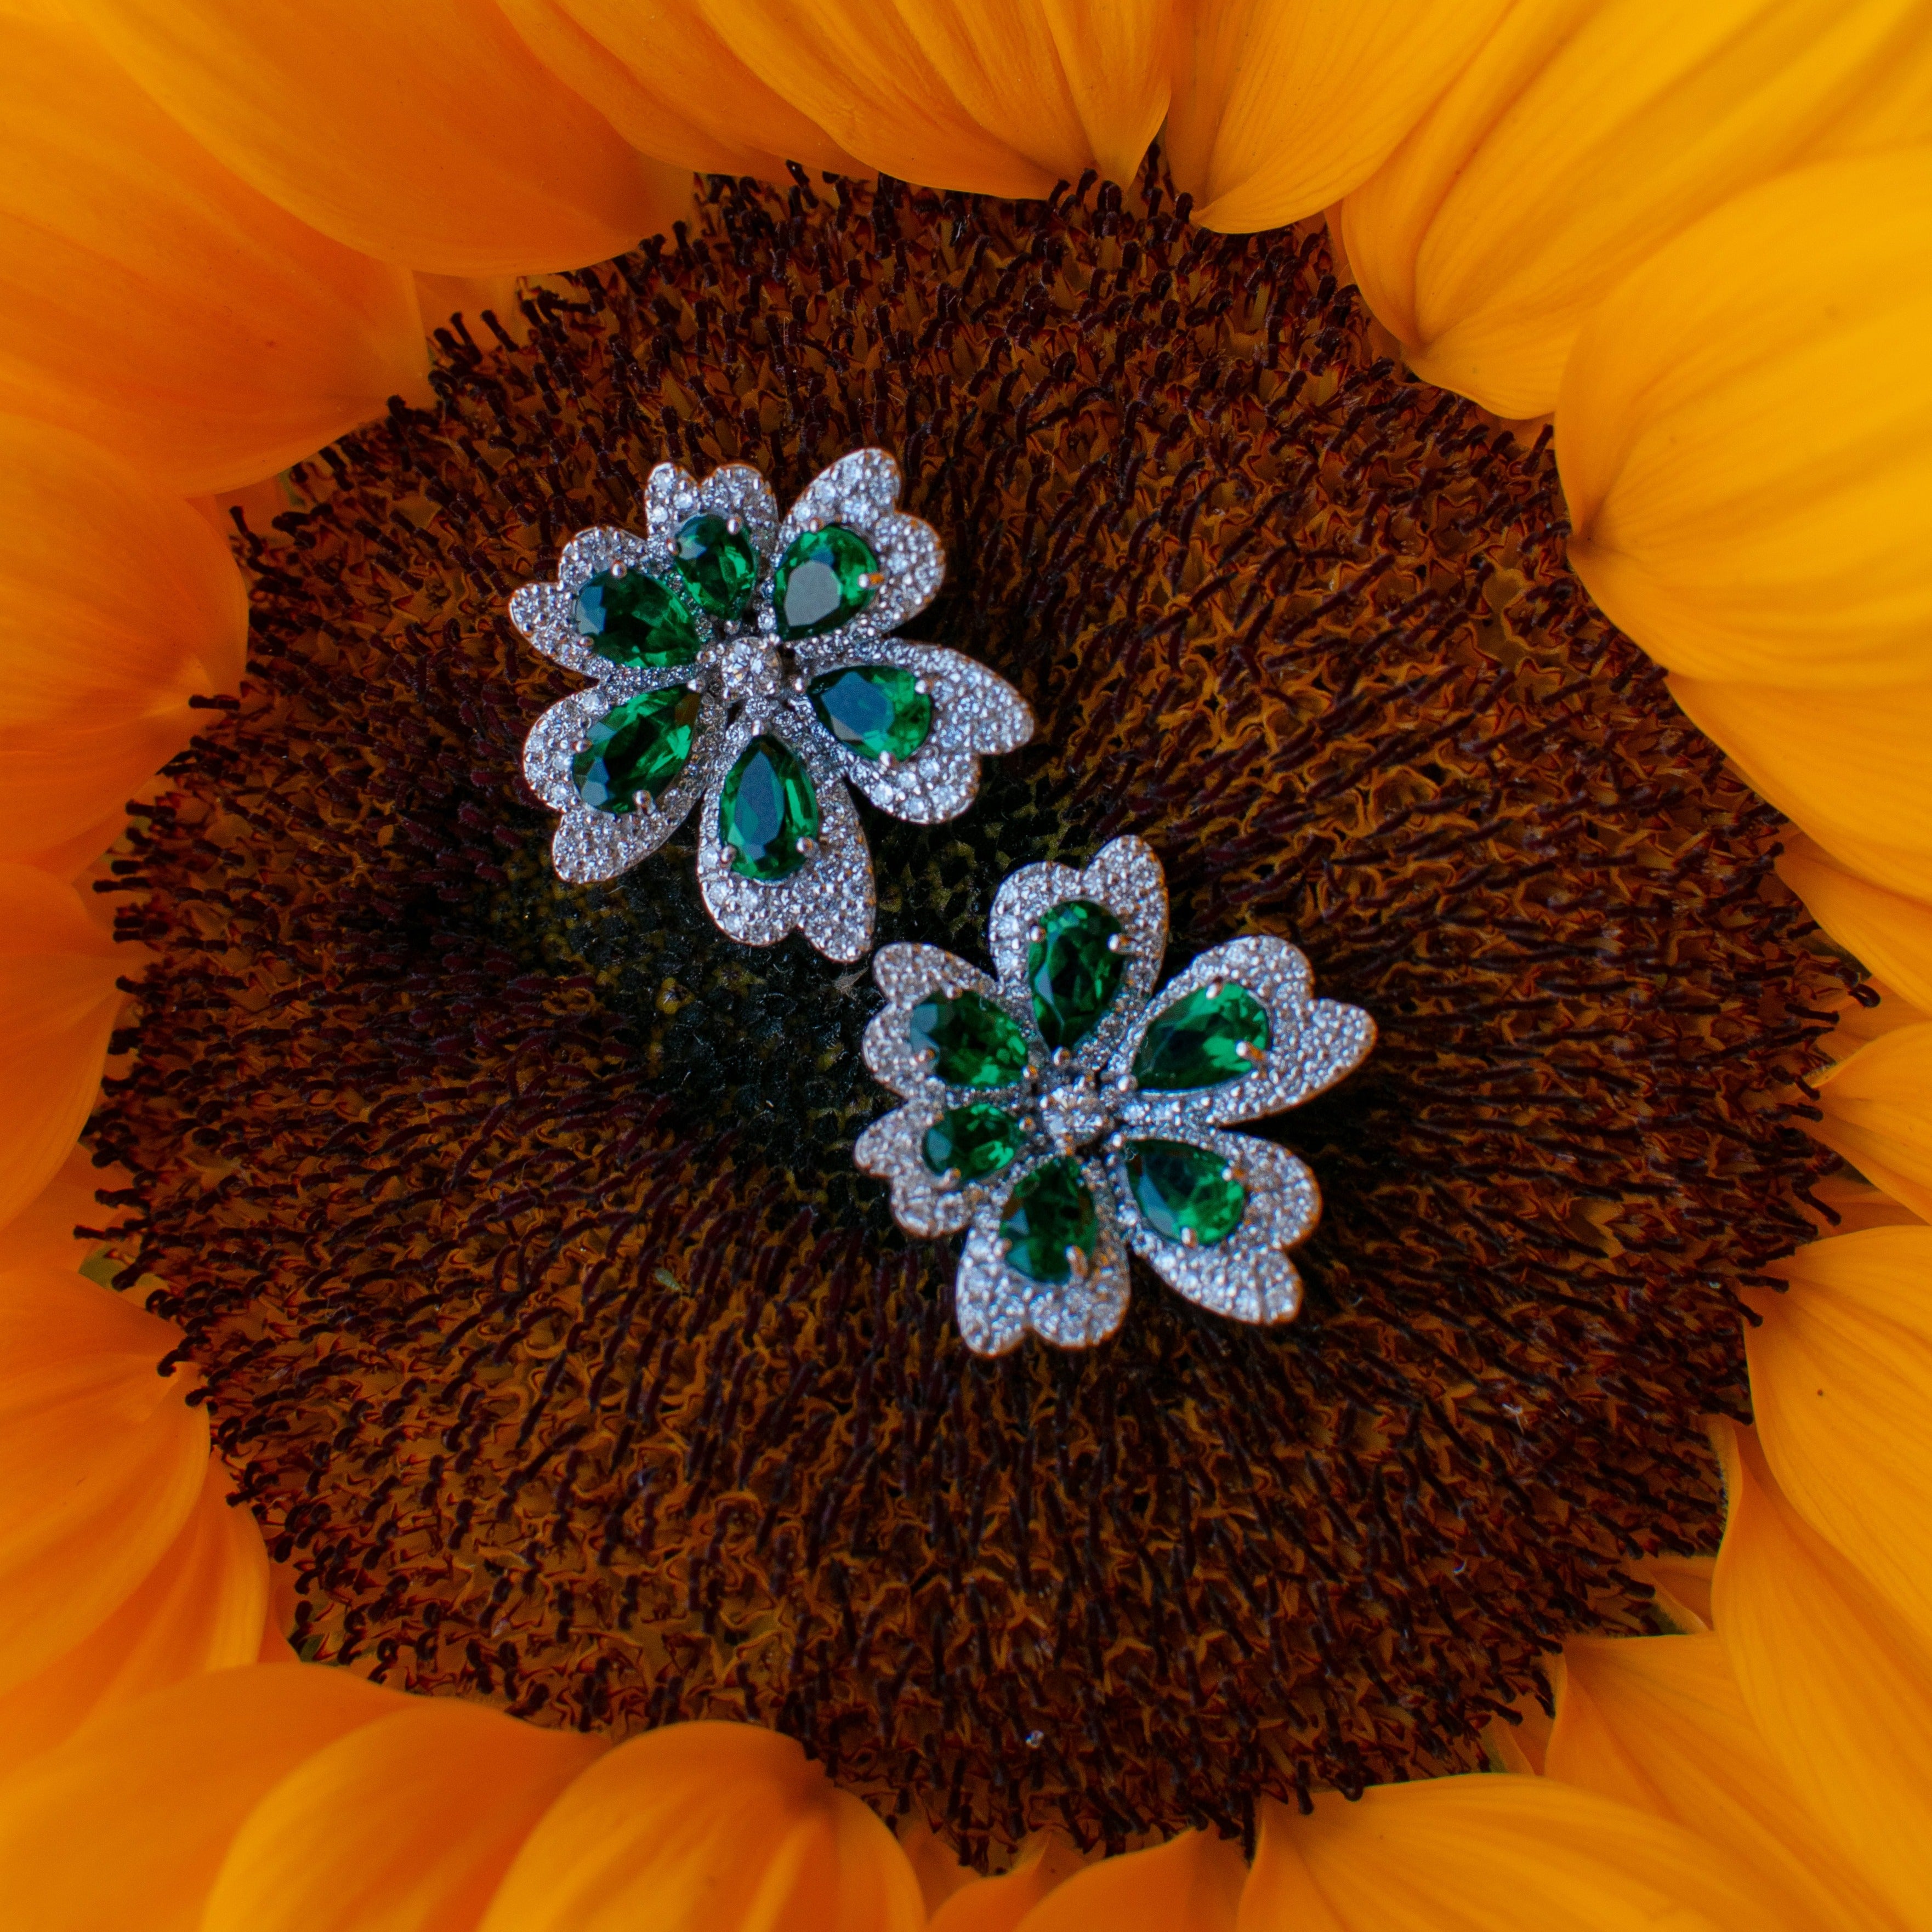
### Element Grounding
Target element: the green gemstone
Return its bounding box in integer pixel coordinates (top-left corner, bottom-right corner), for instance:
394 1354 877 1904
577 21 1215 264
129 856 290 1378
807 664 932 761
1132 981 1271 1090
775 524 881 639
570 685 702 816
1126 1138 1246 1247
921 1103 1025 1183
671 513 759 619
999 1157 1099 1284
1027 900 1126 1050
718 735 819 880
571 568 700 667
908 991 1028 1089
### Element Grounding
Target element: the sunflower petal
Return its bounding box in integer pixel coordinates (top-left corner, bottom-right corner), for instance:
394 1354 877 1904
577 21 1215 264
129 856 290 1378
1240 1778 1809 1931
1812 1026 1932 1222
0 866 124 1232
1167 0 1512 233
929 1837 1087 1931
1547 1634 1900 1932
1013 1829 1244 1931
1559 152 1932 691
0 1144 123 1273
0 1664 406 1932
202 1700 603 1932
1780 837 1932 1015
70 0 690 276
1342 0 1932 419
0 17 424 495
0 1456 268 1780
0 419 247 856
475 1721 924 1932
1710 1417 1932 1929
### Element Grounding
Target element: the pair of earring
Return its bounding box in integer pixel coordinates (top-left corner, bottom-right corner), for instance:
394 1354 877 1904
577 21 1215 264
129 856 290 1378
510 451 1373 1355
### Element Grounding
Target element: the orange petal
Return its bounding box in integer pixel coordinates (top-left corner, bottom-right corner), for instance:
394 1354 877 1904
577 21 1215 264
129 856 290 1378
0 16 424 495
1240 1778 1808 1932
1016 1831 1245 1932
203 1698 603 1932
1559 151 1932 691
71 0 691 276
0 1456 268 1780
930 1837 1087 1932
476 1721 924 1932
1342 0 1932 419
1711 1417 1932 1930
0 1663 407 1932
1167 0 1512 232
1547 1634 1899 1932
0 1264 207 1696
0 1143 123 1273
1666 675 1932 904
1812 1026 1932 1221
1780 838 1932 1016
0 865 124 1232
1744 1228 1932 1657
0 418 248 855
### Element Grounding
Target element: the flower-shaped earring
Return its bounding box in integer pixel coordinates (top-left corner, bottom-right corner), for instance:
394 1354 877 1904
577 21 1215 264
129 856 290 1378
509 451 1033 962
856 836 1375 1354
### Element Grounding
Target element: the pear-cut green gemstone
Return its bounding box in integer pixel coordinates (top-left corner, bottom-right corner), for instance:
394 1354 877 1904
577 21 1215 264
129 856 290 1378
671 513 759 619
571 568 700 667
775 524 880 639
908 991 1027 1089
570 686 702 816
1027 899 1125 1050
718 735 819 880
1126 1138 1246 1247
1132 982 1271 1090
921 1103 1025 1184
999 1157 1099 1284
807 664 932 761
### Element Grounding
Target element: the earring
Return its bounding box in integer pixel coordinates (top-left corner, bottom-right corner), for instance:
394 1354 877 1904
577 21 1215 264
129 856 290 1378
509 450 1032 962
855 836 1374 1355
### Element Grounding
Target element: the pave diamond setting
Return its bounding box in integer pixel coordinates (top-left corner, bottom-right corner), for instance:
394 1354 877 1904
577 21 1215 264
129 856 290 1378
855 834 1377 1354
510 450 1035 962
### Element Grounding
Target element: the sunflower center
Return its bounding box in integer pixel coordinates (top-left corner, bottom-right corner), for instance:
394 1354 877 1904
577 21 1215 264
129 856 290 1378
91 167 1851 1859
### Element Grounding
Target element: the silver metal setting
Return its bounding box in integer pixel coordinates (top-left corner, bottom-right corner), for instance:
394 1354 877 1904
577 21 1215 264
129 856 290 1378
856 834 1376 1355
510 449 1033 962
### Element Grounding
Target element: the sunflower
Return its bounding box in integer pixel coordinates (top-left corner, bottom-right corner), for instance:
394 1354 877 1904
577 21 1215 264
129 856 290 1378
2 0 1929 1924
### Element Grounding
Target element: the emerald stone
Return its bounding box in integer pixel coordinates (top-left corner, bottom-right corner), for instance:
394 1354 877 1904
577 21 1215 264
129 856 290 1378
570 685 702 816
908 991 1027 1089
1132 982 1271 1091
999 1157 1099 1284
807 664 932 761
571 568 700 667
671 513 759 620
775 524 881 639
1126 1139 1246 1247
1027 900 1125 1050
719 735 819 880
921 1103 1025 1183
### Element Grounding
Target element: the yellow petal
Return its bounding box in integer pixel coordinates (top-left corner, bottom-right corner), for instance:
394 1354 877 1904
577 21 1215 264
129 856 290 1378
1167 0 1512 232
0 419 247 854
0 18 424 495
1667 675 1932 902
1547 1633 1901 1932
0 1143 123 1272
1812 1025 1932 1220
1016 1831 1245 1932
203 1699 603 1932
930 1837 1086 1932
1743 1228 1932 1656
0 1663 406 1932
0 1264 207 1697
0 865 124 1231
71 0 691 276
0 1456 268 1780
1711 1417 1932 1930
1780 837 1932 1015
1342 0 1932 419
1239 1777 1806 1932
1559 151 1932 690
476 1721 924 1932
696 0 1171 198
1803 1174 1924 1237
